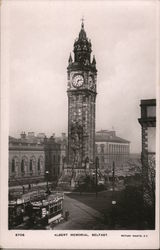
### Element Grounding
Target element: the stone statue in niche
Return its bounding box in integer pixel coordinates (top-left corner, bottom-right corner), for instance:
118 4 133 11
70 121 83 167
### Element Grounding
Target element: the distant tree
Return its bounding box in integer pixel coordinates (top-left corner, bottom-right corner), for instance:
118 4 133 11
126 158 142 175
144 154 155 208
142 154 155 229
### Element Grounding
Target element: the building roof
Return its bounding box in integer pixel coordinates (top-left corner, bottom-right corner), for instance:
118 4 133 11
9 136 41 145
95 130 130 143
140 99 156 106
9 136 18 142
9 133 60 149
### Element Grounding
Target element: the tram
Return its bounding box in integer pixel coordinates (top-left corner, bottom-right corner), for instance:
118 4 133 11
30 193 64 225
8 198 30 228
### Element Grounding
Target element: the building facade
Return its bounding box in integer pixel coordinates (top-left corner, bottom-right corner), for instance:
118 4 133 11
138 99 156 206
9 132 65 186
67 21 97 172
9 133 45 185
138 99 156 168
55 133 68 175
95 130 130 177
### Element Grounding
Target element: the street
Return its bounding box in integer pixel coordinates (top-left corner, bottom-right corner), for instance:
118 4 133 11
52 188 144 230
53 193 109 230
11 188 145 230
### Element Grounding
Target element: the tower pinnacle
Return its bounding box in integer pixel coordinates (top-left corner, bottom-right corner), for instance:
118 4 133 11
68 53 73 64
81 16 85 29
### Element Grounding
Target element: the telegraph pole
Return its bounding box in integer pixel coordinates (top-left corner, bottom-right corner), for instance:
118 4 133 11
45 170 49 195
95 157 99 198
111 161 116 228
112 161 115 192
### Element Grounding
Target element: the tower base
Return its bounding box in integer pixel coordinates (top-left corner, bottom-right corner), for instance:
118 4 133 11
57 165 94 191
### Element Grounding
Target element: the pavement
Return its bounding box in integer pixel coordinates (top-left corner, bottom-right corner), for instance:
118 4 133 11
52 194 109 230
9 182 52 190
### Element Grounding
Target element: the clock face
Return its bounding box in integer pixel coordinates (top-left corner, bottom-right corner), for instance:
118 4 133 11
88 76 94 89
72 75 84 88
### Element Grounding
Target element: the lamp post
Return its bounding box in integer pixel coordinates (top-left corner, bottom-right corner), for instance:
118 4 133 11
45 170 49 194
111 161 116 228
112 161 115 192
62 156 65 171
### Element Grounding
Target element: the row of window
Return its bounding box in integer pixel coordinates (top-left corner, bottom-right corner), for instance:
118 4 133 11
96 144 129 154
109 144 129 154
11 158 43 173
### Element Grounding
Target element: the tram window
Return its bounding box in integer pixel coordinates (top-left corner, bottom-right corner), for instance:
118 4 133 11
50 207 54 214
33 209 41 217
16 206 22 215
57 204 61 210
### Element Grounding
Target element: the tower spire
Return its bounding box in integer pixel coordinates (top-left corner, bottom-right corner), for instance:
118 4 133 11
81 16 85 29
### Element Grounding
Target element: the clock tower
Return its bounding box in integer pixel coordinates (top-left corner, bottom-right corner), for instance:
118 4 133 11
67 20 97 173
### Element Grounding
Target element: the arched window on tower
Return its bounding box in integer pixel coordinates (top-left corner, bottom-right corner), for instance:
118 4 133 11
12 159 15 173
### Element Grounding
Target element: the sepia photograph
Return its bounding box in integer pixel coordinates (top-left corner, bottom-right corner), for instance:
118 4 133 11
0 0 159 249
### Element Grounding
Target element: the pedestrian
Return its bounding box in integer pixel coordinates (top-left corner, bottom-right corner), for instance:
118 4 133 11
65 210 69 221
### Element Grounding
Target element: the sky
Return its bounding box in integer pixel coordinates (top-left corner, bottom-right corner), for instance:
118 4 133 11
5 0 157 153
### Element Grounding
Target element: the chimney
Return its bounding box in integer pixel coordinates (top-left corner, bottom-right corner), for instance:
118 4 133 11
28 132 35 138
20 131 26 139
62 133 66 140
